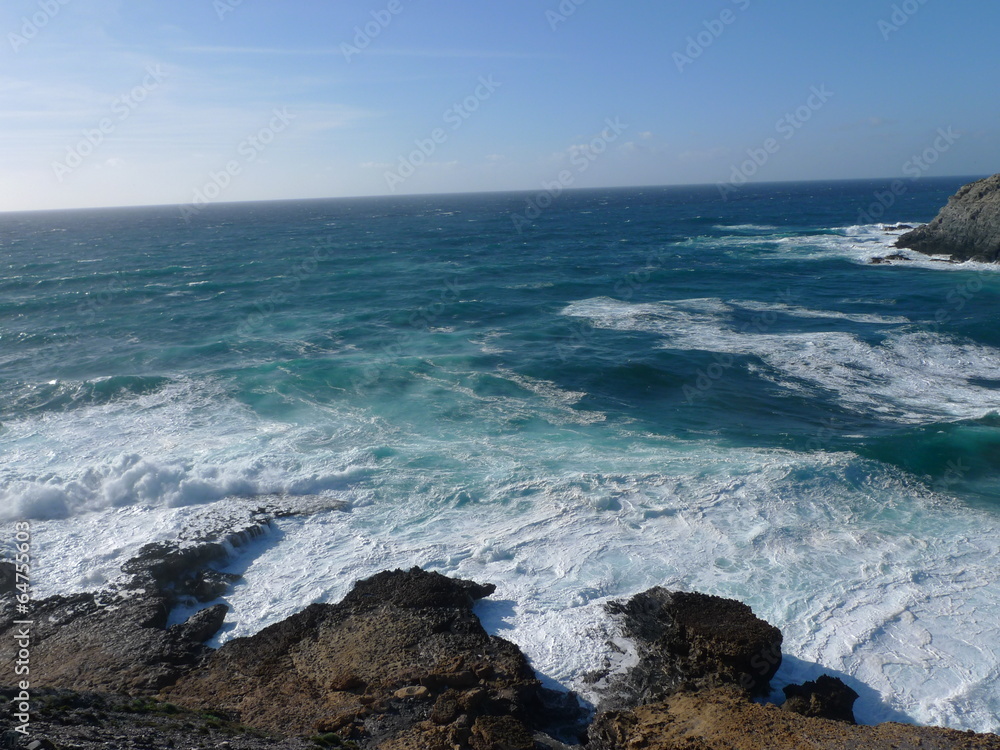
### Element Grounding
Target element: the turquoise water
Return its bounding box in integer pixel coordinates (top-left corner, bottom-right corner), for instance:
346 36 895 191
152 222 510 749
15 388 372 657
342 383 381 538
2 178 1000 730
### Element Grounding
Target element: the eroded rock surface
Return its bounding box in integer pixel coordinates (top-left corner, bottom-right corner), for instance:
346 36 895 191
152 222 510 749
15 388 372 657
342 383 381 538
0 520 271 694
587 686 1000 750
897 174 1000 262
165 567 569 748
599 588 782 712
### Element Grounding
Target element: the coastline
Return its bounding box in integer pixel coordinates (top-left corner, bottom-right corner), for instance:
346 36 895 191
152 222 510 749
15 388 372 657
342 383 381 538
3 527 999 749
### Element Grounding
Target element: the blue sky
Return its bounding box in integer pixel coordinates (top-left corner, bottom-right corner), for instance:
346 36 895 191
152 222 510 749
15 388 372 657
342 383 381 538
2 0 997 210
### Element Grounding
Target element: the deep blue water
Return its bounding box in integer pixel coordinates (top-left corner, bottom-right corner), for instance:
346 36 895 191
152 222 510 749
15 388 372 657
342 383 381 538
2 177 1000 731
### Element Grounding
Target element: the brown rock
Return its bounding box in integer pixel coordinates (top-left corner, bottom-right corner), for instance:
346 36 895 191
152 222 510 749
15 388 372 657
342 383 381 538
587 686 1000 750
600 588 782 711
164 567 547 747
782 674 858 724
394 685 431 700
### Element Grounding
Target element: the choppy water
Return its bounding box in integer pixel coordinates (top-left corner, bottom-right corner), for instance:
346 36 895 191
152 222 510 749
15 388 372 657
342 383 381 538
2 178 999 731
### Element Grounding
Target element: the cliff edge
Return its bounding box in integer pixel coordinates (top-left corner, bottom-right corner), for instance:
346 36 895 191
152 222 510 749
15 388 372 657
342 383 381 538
897 174 1000 262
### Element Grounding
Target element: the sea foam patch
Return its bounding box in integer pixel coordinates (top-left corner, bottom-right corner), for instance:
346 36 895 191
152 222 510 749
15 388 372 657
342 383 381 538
113 444 1000 733
563 297 1000 424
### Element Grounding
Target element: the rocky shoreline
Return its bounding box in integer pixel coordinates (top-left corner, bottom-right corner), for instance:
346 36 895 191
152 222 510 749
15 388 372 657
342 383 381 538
896 173 1000 262
3 527 1000 749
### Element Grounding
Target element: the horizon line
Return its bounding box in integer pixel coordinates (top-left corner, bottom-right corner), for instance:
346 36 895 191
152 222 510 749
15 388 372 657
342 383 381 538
0 173 988 217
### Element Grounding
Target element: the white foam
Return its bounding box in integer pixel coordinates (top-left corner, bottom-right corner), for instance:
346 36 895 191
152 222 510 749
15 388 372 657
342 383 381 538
72 445 995 733
0 377 373 521
713 224 780 232
563 297 1000 425
5 326 1000 734
777 223 1000 272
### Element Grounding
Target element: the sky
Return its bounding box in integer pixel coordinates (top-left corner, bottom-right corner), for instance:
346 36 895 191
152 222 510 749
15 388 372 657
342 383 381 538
1 0 998 211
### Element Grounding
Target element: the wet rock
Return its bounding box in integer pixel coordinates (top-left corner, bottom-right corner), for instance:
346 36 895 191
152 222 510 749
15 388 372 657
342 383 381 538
0 521 272 695
869 253 910 264
782 674 858 723
0 561 15 598
599 588 782 712
165 567 554 747
897 174 1000 262
587 685 1000 750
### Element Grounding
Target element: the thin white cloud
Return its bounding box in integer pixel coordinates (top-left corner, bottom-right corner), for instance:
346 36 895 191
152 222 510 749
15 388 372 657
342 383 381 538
177 46 559 60
178 46 342 56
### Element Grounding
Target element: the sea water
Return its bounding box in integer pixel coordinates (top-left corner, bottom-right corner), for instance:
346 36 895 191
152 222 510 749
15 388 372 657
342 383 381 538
2 177 999 731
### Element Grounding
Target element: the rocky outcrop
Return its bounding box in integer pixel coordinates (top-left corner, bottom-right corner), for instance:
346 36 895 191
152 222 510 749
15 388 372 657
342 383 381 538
586 590 1000 750
782 674 858 723
587 686 1000 750
165 567 573 748
598 588 782 711
897 174 1000 261
0 520 272 695
3 536 1000 750
0 688 316 749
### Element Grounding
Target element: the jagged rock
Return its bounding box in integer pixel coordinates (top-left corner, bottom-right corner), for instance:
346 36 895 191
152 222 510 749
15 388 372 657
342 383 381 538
0 688 315 749
599 588 782 712
0 522 271 695
897 174 1000 262
0 561 15 598
869 253 910 264
782 674 858 723
587 685 1000 750
164 567 562 747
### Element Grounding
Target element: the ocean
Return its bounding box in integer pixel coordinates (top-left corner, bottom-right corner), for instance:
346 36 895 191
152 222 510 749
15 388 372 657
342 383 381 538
2 177 999 732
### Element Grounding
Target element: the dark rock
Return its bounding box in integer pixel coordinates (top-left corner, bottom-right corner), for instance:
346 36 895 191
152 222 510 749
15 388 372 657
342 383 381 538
782 674 859 723
870 253 910 264
0 522 271 695
164 567 554 747
168 603 228 644
586 686 1000 750
599 588 782 712
0 561 15 598
897 174 1000 262
0 687 315 749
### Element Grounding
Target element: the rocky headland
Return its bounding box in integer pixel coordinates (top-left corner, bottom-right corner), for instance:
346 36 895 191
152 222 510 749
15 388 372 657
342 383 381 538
897 173 1000 262
3 529 1000 749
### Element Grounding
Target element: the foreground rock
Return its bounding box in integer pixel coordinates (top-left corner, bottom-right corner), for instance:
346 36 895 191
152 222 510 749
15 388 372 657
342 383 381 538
2 535 999 750
0 688 315 750
897 173 1000 262
587 589 1000 750
598 589 782 711
165 567 574 748
588 686 1000 750
782 674 858 724
0 519 271 694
